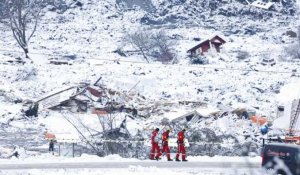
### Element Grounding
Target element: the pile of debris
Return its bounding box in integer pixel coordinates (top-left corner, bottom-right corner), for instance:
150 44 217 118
24 77 147 118
25 77 213 121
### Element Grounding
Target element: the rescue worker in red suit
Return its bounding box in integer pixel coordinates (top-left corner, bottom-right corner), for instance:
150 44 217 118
161 129 173 161
150 128 162 160
176 129 188 161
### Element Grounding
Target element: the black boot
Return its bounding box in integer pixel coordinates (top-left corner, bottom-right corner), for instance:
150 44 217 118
175 158 180 162
182 159 188 162
168 158 173 161
155 156 160 161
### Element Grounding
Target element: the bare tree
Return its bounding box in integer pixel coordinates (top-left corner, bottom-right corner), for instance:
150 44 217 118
125 30 177 64
0 0 46 59
152 31 177 64
125 30 153 63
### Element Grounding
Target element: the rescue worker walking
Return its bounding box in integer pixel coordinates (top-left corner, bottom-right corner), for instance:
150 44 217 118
150 128 162 160
176 129 188 162
49 139 55 155
161 129 173 161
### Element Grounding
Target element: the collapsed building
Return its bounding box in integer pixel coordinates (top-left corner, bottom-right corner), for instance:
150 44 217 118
25 77 142 117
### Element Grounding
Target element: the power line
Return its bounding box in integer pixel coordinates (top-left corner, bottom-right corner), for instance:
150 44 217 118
1 48 299 75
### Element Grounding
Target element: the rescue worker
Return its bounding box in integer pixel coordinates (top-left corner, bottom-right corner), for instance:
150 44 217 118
150 128 162 160
161 129 173 161
176 129 188 162
49 139 55 155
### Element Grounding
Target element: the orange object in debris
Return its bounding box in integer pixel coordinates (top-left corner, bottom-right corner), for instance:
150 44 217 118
86 87 102 97
284 136 300 145
92 108 108 115
44 132 56 140
251 116 268 126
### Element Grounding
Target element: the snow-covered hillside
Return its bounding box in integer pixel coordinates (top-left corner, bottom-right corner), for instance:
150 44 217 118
0 0 300 159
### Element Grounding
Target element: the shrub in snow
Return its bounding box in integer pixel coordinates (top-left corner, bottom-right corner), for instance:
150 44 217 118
155 49 178 64
46 0 68 13
236 51 250 61
46 0 83 13
285 43 300 60
189 128 221 156
243 141 259 156
286 30 297 38
190 55 208 65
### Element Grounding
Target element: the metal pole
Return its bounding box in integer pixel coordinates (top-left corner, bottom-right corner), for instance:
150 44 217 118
59 143 60 156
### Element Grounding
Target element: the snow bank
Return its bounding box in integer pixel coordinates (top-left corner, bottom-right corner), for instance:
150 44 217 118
276 82 300 103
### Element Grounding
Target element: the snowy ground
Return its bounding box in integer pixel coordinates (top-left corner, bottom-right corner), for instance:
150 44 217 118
0 168 265 175
0 168 264 175
0 155 265 175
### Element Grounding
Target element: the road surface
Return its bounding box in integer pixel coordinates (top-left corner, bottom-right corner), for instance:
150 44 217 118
0 161 261 170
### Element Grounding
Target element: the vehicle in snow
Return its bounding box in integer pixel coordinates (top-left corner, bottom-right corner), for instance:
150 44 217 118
261 142 300 175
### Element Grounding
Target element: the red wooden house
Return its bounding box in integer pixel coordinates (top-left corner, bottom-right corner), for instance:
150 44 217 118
187 35 226 56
